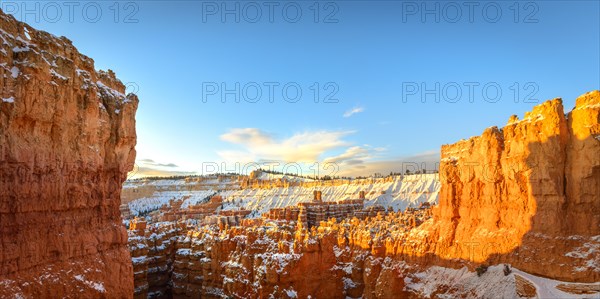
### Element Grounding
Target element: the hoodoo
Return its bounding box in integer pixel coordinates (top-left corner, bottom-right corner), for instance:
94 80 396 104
0 9 138 298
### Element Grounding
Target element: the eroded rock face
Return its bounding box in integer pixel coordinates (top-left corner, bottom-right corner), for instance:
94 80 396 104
127 207 432 298
169 219 408 299
128 220 181 299
0 9 137 298
417 91 600 282
565 92 600 234
123 92 598 297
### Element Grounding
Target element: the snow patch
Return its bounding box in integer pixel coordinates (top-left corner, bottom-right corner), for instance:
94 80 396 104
50 69 68 80
23 27 31 40
73 274 106 293
10 66 19 78
284 288 298 298
12 46 30 53
342 277 357 290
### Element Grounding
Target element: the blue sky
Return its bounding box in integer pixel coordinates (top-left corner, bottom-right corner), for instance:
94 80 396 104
4 1 599 177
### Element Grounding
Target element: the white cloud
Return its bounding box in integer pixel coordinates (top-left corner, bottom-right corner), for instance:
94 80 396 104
138 158 178 168
217 128 354 163
324 146 371 165
127 158 192 179
220 128 272 147
343 106 364 118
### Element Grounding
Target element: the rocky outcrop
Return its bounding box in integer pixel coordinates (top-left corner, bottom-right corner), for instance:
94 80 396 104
0 9 138 298
565 91 600 234
414 91 600 282
128 220 181 299
152 207 432 299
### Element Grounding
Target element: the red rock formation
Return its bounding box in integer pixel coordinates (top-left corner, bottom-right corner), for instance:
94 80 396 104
262 199 366 228
415 91 600 282
0 9 137 298
171 223 348 298
565 91 600 234
166 206 431 298
128 220 186 298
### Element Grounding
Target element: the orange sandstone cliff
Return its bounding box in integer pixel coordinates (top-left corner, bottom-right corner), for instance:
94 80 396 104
0 10 138 298
413 91 600 282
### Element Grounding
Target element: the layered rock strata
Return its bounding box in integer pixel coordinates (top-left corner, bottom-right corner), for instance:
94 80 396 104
413 91 600 282
128 220 181 298
0 9 138 298
132 206 432 298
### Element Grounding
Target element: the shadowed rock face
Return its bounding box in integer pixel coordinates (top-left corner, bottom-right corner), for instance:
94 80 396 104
0 9 138 298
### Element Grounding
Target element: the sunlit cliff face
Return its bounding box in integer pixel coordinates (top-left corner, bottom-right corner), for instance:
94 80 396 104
422 93 599 281
0 11 138 298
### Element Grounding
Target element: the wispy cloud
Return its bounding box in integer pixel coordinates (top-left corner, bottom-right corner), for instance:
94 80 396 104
128 158 187 179
343 106 364 118
132 167 197 178
321 145 389 175
138 158 179 168
324 146 371 165
218 128 354 163
220 128 272 147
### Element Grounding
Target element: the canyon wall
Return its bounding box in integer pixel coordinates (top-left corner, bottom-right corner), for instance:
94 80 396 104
0 9 137 298
414 91 600 282
123 92 599 297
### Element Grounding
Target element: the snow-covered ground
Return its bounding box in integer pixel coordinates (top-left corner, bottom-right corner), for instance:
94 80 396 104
124 178 236 191
404 264 600 298
219 174 439 215
127 190 216 216
123 179 198 189
255 172 315 182
124 174 439 217
512 267 599 298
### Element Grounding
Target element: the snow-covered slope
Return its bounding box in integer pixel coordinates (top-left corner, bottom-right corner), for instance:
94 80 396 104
123 179 195 189
219 174 439 215
123 174 440 217
128 190 216 216
404 264 600 299
256 172 315 182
